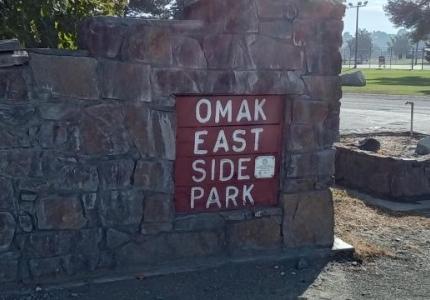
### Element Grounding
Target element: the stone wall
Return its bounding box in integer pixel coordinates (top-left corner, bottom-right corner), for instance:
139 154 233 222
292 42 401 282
336 137 430 201
0 0 344 284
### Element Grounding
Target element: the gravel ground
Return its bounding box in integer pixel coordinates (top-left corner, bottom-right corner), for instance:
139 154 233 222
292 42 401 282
341 135 422 157
1 187 429 300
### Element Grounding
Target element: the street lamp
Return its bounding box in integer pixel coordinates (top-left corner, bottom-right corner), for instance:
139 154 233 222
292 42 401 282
348 1 368 68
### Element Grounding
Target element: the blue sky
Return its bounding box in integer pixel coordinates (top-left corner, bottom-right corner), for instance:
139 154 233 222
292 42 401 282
343 0 400 34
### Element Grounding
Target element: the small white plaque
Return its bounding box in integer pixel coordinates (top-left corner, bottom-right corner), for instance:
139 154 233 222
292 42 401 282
254 156 276 179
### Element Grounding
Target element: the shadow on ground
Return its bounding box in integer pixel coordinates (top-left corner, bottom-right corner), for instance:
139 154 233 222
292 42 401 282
370 76 430 95
0 258 336 300
344 188 430 219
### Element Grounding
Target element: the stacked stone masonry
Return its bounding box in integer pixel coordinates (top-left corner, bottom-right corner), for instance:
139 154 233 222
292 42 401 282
0 0 344 283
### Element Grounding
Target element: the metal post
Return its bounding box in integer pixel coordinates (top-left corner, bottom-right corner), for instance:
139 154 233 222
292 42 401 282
369 44 372 68
411 47 415 70
405 102 414 136
415 42 419 65
348 1 368 69
422 47 425 70
389 47 392 69
354 5 359 69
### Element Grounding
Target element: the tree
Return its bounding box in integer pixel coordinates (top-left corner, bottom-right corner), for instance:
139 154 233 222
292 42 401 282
128 0 181 18
384 0 430 42
388 32 412 58
347 29 373 61
0 0 128 49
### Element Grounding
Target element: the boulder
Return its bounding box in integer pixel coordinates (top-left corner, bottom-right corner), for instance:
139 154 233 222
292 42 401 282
341 71 366 87
358 138 380 152
416 137 430 155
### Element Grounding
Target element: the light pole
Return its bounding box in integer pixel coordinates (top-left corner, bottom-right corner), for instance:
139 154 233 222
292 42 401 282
348 1 368 69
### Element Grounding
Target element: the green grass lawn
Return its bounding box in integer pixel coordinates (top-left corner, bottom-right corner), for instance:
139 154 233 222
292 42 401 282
342 69 430 96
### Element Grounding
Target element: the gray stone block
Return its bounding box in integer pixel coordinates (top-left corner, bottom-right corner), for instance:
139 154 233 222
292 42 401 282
101 60 151 101
79 103 131 156
0 52 29 67
174 213 225 232
0 67 29 101
227 217 281 251
99 190 144 227
143 193 173 224
0 253 18 282
0 212 16 252
30 53 99 100
0 177 14 210
125 103 175 160
248 35 303 70
106 228 130 249
133 160 173 192
282 190 334 248
0 39 20 52
99 159 134 189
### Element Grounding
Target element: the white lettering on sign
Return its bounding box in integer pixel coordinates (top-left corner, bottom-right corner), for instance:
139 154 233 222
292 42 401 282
186 96 279 211
195 98 267 124
215 100 232 123
194 130 208 155
193 128 264 155
189 184 256 210
195 98 211 123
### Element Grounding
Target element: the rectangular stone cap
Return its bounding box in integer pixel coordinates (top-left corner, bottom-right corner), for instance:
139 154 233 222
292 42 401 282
0 39 20 52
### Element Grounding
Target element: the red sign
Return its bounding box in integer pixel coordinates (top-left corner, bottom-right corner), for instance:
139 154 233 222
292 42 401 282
175 95 284 213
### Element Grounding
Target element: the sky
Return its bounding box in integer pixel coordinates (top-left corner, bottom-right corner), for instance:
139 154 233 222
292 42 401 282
343 0 400 34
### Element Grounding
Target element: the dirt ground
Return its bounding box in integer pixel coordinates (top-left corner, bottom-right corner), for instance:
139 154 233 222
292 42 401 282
1 187 429 300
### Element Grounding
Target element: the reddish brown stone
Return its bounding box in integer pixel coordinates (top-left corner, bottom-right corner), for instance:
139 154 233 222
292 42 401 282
78 17 127 58
122 25 172 65
282 190 334 248
172 36 207 69
205 71 244 94
182 0 226 23
36 195 86 230
151 68 205 97
224 0 258 33
256 0 283 18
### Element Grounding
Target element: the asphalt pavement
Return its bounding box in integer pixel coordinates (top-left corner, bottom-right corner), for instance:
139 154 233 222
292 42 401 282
340 93 430 134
